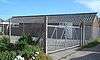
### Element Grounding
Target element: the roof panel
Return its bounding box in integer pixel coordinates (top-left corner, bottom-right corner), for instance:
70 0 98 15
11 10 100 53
10 12 97 25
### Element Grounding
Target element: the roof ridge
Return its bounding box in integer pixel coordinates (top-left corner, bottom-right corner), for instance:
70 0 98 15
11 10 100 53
12 12 97 18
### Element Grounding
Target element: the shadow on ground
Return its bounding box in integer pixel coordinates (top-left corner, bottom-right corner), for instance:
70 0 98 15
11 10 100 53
70 53 100 60
70 45 100 60
80 44 100 52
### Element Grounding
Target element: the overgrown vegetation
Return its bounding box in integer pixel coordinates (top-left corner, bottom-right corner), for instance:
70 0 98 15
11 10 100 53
80 37 100 50
0 34 52 60
0 36 10 51
0 51 16 60
0 36 16 60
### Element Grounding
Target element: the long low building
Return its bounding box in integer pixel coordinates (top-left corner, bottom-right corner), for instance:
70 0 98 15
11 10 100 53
1 12 100 53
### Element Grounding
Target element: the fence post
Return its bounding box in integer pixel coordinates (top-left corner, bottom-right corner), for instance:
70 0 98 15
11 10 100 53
80 21 84 47
43 16 48 54
9 18 11 43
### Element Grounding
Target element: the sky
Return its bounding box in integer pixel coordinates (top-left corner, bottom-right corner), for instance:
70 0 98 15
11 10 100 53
0 0 100 20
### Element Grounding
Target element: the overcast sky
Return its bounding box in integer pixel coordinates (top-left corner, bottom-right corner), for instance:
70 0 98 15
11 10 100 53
0 0 100 20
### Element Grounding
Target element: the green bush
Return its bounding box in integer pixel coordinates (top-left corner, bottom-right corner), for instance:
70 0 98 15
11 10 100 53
17 33 44 59
0 36 10 44
22 45 36 58
0 36 16 60
17 33 36 50
7 43 18 51
21 45 42 58
0 34 52 60
0 43 8 51
18 33 37 45
0 51 16 60
0 36 10 51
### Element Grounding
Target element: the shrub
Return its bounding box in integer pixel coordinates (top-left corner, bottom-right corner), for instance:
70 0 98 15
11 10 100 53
18 33 37 45
0 34 52 60
22 45 35 58
17 33 43 59
0 43 8 51
0 36 16 60
0 36 10 44
7 43 18 51
0 51 16 60
18 33 28 45
21 45 42 58
18 33 35 50
0 36 10 51
18 33 29 50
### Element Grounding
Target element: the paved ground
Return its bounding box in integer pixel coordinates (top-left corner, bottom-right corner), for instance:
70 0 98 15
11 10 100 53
49 47 78 60
47 39 79 51
61 44 100 60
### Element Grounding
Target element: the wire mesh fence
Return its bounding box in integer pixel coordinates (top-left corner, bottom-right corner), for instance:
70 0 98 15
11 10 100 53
8 13 98 53
47 25 81 51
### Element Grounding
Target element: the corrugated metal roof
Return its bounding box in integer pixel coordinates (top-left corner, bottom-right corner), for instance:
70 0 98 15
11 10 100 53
11 12 97 25
11 16 45 23
48 13 97 25
12 12 97 17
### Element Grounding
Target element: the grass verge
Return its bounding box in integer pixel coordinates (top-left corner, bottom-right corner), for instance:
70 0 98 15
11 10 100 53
79 37 100 50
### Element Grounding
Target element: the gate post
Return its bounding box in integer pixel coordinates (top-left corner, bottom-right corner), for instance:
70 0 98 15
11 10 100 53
80 21 84 47
44 16 48 54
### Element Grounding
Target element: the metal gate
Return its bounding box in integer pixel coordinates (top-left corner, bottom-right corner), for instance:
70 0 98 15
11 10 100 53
47 22 81 52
